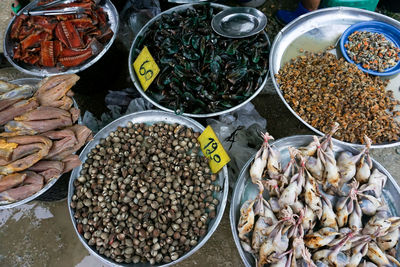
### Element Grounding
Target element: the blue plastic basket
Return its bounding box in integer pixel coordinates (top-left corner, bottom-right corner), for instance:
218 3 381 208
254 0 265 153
340 21 400 76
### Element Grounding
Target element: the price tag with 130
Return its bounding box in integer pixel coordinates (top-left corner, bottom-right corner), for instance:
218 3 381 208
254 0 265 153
198 126 230 173
133 46 160 91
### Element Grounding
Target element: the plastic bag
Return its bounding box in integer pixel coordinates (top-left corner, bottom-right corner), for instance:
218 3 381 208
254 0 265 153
206 102 267 188
83 89 153 133
119 0 161 50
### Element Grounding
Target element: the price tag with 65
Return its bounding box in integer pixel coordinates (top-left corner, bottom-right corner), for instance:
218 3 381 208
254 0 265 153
198 126 230 173
133 46 160 91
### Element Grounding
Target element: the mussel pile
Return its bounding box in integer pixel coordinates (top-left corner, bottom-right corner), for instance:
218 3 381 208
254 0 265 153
135 4 269 114
238 123 400 266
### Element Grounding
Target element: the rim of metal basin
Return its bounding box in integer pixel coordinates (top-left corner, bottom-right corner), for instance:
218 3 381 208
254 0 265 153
128 3 270 118
269 6 400 148
68 110 229 266
3 0 119 77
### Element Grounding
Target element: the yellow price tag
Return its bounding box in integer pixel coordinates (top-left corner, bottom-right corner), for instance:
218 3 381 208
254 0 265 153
198 125 230 173
133 46 160 91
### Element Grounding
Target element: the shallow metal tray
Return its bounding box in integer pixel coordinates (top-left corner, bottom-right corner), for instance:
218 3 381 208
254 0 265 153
0 77 79 209
211 7 267 38
128 3 270 118
230 135 400 267
269 7 400 148
68 110 229 266
3 0 119 77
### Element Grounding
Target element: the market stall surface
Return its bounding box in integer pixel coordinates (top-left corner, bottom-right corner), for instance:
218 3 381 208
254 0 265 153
1 0 400 266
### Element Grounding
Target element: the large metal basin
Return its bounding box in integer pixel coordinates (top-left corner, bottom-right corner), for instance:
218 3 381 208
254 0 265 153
230 135 400 266
269 7 400 148
3 0 119 77
68 110 229 266
128 3 270 118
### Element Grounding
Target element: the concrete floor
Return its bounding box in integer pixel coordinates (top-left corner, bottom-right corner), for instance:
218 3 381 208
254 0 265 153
1 1 400 266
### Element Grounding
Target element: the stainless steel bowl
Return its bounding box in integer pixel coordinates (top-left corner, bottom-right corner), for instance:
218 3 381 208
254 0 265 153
128 3 270 118
269 7 400 148
0 77 79 209
3 0 119 77
211 7 267 38
230 135 400 266
68 110 229 266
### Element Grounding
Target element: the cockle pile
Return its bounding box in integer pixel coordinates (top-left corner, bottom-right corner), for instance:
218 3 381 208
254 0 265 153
238 123 400 267
0 74 92 203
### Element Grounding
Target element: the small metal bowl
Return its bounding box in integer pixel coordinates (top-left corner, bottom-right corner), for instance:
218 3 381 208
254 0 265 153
340 21 400 76
230 135 400 266
211 7 267 38
68 110 229 266
3 0 119 77
0 77 80 209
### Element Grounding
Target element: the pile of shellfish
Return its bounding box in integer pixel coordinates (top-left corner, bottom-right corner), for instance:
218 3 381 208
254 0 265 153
238 123 400 266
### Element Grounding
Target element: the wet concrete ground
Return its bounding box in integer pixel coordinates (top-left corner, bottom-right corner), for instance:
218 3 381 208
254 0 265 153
1 0 400 266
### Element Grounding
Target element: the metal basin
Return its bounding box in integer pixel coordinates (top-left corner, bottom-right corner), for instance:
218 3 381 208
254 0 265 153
128 3 270 118
230 135 400 266
0 77 79 209
269 7 400 148
3 0 119 77
68 110 229 266
211 7 267 38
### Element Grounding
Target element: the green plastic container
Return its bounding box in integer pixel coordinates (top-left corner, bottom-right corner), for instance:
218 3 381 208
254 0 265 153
323 0 379 11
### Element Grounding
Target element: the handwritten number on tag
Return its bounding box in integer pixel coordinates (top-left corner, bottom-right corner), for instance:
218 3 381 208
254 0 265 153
133 46 159 91
139 60 153 81
198 126 230 173
203 138 221 163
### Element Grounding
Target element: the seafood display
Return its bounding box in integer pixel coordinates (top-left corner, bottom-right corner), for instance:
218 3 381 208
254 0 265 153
345 31 400 72
132 3 269 114
237 124 400 266
276 51 400 144
9 0 113 69
0 74 92 203
70 120 223 264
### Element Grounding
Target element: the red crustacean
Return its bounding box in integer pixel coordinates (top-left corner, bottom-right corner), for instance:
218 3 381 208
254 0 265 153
9 0 113 69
